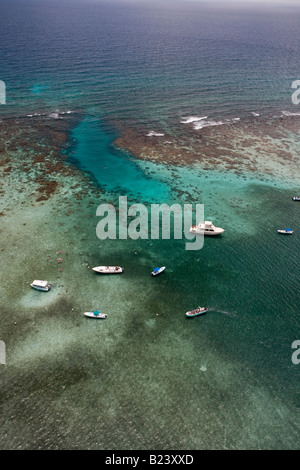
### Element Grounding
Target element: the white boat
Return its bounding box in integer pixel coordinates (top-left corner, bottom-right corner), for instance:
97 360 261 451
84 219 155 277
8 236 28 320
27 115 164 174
30 280 51 291
190 221 225 236
292 196 300 201
84 311 107 319
186 306 208 318
151 266 166 276
277 228 293 234
92 266 124 274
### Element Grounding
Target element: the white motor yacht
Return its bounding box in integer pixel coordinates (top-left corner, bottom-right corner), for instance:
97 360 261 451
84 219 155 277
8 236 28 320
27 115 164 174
92 266 124 274
30 280 51 291
189 221 224 236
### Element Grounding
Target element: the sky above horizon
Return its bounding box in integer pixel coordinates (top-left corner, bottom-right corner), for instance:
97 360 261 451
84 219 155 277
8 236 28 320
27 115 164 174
8 0 300 5
86 0 300 7
100 0 300 3
6 0 300 8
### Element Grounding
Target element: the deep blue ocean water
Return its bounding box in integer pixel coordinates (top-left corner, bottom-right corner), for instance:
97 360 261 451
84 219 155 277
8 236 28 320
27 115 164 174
1 0 300 120
0 0 300 450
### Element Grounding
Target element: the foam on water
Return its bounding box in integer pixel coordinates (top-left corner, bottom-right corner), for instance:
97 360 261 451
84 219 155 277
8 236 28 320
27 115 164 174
146 131 165 137
180 116 208 124
281 110 300 116
181 114 243 130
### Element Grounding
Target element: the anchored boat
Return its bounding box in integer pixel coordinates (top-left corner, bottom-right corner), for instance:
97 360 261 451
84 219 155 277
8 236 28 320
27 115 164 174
190 221 224 236
92 266 124 274
30 280 51 291
186 306 208 318
292 196 300 201
84 310 107 319
277 228 293 235
151 266 166 276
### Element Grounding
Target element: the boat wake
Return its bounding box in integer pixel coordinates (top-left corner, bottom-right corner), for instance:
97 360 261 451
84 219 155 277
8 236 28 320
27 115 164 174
210 309 237 318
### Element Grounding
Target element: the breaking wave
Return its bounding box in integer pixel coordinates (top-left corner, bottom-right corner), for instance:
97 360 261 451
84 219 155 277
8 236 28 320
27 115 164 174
147 130 165 136
180 115 242 130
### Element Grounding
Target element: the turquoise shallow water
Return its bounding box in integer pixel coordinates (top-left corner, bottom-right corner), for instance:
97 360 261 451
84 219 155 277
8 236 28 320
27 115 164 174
69 115 170 202
0 0 300 450
1 175 299 449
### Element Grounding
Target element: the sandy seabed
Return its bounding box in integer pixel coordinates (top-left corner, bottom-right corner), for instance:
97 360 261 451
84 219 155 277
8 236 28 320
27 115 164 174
0 113 299 450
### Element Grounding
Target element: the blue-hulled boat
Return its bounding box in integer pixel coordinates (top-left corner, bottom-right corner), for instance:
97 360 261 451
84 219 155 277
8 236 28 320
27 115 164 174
151 266 166 276
277 228 293 234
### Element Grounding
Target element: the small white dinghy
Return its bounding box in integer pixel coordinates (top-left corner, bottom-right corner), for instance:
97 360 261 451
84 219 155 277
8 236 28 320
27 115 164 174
84 310 107 319
92 266 124 274
277 228 293 235
151 266 166 276
30 280 51 291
